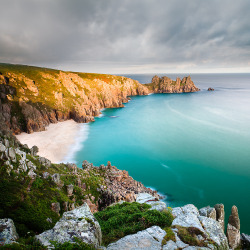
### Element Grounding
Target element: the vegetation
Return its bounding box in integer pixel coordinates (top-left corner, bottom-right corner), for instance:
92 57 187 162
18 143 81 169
94 202 174 246
0 134 105 237
0 237 95 250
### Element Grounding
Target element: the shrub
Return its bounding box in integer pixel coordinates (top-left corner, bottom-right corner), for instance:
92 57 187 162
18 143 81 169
94 202 173 246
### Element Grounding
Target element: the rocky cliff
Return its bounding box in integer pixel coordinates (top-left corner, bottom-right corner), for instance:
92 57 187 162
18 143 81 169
0 63 199 135
146 75 200 93
0 63 149 134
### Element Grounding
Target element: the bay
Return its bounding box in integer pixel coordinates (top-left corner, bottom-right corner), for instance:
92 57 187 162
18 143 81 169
74 73 250 233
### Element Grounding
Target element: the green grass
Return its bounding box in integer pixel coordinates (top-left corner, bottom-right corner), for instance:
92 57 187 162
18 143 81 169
94 202 174 246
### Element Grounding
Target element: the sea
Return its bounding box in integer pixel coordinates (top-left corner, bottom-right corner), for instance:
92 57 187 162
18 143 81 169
72 73 250 234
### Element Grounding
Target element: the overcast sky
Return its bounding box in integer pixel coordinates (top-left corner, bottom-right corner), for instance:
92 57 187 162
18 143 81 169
0 0 250 73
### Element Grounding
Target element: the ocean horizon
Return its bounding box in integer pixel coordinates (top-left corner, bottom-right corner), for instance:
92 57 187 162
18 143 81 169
69 73 250 234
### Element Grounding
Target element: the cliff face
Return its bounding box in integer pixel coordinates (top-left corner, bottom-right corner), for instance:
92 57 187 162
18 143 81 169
0 64 148 134
0 64 199 135
147 75 200 93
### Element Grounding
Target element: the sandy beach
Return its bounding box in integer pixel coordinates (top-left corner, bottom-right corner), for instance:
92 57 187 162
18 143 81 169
16 120 88 163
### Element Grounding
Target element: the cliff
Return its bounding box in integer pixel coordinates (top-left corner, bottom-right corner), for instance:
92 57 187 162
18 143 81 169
0 63 199 135
146 75 200 93
0 63 148 134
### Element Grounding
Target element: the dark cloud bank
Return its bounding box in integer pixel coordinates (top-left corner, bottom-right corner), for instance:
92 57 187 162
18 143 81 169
0 0 250 73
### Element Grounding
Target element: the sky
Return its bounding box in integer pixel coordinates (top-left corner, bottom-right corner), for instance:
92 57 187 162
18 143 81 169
0 0 250 74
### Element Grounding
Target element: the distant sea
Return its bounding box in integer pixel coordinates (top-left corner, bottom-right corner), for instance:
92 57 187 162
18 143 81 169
73 73 250 234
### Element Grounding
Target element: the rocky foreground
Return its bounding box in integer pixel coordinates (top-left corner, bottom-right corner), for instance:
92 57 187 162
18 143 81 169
0 132 250 249
0 63 199 135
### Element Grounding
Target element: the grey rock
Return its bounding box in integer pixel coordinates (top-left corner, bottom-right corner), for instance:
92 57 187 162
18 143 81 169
28 169 36 179
31 145 39 156
8 147 16 161
198 216 228 248
199 206 216 220
38 156 51 167
174 232 189 248
15 148 26 161
0 142 6 152
214 204 225 230
107 226 165 250
163 240 178 249
4 139 9 148
27 161 36 170
136 193 167 212
241 233 250 248
172 213 205 233
0 218 19 245
52 173 60 184
36 203 102 248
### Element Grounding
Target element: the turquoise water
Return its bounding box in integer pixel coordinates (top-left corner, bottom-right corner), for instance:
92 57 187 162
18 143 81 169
74 73 250 233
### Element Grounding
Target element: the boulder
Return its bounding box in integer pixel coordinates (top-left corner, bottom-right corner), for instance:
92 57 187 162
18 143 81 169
36 203 102 248
208 87 215 91
107 226 166 250
52 173 60 185
30 145 39 156
172 204 229 249
0 142 6 152
226 206 240 249
198 216 228 247
38 156 51 167
8 147 16 161
199 206 216 220
0 218 19 245
136 193 167 212
214 204 225 230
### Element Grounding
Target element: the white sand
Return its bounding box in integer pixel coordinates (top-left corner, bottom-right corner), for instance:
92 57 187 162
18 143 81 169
16 120 88 163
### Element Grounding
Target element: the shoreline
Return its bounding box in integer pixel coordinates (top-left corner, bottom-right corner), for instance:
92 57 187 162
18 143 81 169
16 120 88 163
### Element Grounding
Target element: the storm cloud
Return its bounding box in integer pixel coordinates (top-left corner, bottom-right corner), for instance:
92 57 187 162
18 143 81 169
0 0 250 73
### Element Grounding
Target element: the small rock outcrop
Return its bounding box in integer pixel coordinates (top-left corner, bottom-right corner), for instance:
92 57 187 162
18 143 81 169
0 218 19 246
208 87 215 91
199 206 216 220
107 226 166 250
97 162 161 210
36 203 102 248
226 205 240 249
136 193 167 212
172 204 229 249
214 203 225 230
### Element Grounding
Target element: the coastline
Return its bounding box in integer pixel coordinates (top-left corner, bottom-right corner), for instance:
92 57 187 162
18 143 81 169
16 120 88 163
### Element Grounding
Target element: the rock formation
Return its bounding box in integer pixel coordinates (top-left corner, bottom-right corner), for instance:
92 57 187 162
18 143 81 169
214 203 225 231
147 75 200 93
208 87 215 91
226 205 241 249
0 218 19 245
35 203 102 248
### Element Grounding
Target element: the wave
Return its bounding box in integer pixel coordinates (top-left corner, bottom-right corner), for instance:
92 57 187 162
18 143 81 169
62 123 89 163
